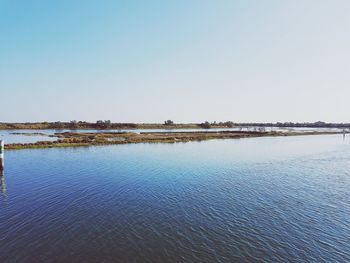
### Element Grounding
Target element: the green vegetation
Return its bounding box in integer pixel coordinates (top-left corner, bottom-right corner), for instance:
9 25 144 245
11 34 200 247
0 121 236 130
1 121 349 131
164 120 174 125
4 130 346 150
199 121 211 129
5 130 270 150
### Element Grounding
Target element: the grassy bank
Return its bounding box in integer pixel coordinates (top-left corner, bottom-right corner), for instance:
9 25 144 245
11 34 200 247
5 131 270 150
1 121 349 130
5 130 345 150
0 122 231 130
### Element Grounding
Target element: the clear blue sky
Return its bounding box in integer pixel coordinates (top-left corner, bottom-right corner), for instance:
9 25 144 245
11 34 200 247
1 0 349 123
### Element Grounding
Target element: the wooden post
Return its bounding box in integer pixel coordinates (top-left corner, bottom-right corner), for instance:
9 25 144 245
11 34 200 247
0 140 4 171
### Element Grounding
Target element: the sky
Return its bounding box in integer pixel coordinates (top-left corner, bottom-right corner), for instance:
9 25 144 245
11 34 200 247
1 0 349 123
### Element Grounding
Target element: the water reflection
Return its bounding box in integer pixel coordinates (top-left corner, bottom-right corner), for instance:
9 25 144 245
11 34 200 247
0 170 6 196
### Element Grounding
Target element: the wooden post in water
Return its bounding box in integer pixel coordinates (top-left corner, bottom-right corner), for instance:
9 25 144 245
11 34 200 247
0 140 4 171
0 140 5 195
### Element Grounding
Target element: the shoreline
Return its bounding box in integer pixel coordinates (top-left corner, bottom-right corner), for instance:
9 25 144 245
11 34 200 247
4 131 346 150
1 122 350 131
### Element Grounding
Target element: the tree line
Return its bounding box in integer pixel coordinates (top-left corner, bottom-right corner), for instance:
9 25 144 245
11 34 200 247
1 120 349 130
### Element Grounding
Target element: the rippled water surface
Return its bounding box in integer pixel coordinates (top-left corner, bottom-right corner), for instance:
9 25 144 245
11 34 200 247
0 135 350 262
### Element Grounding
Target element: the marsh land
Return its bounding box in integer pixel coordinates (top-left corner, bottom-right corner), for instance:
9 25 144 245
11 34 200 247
4 130 347 150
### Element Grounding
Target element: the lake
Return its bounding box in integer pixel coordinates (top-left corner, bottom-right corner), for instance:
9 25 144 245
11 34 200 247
0 135 349 262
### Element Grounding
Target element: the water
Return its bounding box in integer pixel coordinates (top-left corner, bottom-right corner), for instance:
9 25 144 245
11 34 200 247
0 130 58 144
0 127 345 144
0 135 349 262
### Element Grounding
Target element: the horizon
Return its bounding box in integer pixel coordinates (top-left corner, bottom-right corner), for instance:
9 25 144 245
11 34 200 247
1 1 349 123
1 120 350 125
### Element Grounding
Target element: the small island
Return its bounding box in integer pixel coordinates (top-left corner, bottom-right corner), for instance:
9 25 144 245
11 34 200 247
4 130 347 151
1 120 349 150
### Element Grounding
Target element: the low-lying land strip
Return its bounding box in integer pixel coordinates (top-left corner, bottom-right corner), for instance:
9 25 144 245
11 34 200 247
4 130 345 150
1 121 350 130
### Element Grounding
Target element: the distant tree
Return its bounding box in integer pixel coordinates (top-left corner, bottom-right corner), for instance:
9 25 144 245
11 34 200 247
104 120 111 128
199 121 211 129
223 121 234 128
49 121 64 129
69 120 78 129
314 121 326 127
96 120 111 129
164 120 174 125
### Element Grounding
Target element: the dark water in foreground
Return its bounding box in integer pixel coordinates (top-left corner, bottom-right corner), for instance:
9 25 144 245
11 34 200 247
0 135 349 262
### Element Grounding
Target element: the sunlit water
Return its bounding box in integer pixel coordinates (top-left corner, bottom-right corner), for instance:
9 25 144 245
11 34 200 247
0 130 58 144
0 135 349 262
